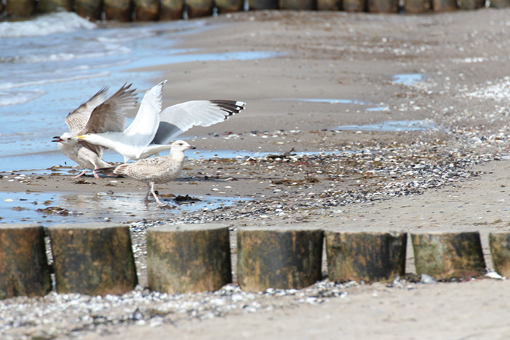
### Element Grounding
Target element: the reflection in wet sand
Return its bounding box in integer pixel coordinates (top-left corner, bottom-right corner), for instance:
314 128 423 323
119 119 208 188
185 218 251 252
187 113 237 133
0 191 250 224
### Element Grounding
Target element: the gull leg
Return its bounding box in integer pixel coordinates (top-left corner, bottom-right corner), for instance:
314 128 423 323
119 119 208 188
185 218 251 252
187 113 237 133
144 184 152 201
150 182 164 205
71 170 87 178
92 168 101 179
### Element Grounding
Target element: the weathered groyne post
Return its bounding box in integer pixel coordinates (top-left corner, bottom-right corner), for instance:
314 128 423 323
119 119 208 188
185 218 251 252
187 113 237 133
147 224 232 294
248 0 278 9
237 226 324 292
75 0 103 21
489 232 510 277
490 0 510 7
48 223 138 296
326 231 407 283
38 0 73 13
0 225 52 300
216 0 243 13
412 231 486 280
5 0 36 16
457 0 484 9
104 0 133 21
368 0 398 12
317 0 342 10
160 0 184 20
343 0 365 12
431 0 457 11
404 0 431 13
185 0 214 18
279 0 316 10
134 0 159 21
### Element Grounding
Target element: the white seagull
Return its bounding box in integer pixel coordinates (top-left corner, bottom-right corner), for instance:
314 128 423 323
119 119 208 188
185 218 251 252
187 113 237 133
52 83 137 178
76 80 246 162
112 140 196 205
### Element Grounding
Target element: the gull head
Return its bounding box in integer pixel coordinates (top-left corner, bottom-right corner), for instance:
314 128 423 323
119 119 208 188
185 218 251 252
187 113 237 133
171 140 196 153
52 132 78 145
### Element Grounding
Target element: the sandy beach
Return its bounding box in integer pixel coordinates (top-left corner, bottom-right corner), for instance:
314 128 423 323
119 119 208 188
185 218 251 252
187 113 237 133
3 8 510 339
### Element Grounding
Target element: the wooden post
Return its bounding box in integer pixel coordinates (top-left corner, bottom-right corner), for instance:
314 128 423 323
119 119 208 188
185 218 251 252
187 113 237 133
0 225 52 300
237 226 324 292
147 224 232 294
248 0 278 9
367 0 398 12
317 0 341 10
343 0 365 11
431 0 456 11
404 0 431 12
48 223 138 296
38 0 73 13
160 0 184 20
490 0 510 8
412 232 486 281
279 0 315 9
326 231 407 283
104 0 132 21
216 0 243 13
134 0 159 21
75 0 103 21
185 0 214 18
5 0 35 16
489 233 510 277
458 0 484 9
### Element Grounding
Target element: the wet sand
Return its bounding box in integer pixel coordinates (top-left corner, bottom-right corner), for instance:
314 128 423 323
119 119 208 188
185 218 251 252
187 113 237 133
3 8 510 339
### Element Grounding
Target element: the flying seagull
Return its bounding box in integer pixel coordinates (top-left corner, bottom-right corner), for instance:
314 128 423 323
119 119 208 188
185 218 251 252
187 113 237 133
52 83 137 178
76 80 246 162
112 140 196 205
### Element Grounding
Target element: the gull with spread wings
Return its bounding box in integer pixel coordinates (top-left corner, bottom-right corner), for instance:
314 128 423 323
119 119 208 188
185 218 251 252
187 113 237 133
52 83 137 178
76 80 246 163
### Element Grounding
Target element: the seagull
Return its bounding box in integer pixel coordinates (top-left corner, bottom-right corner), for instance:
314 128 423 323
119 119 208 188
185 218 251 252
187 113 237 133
112 140 196 205
52 83 137 178
76 80 246 162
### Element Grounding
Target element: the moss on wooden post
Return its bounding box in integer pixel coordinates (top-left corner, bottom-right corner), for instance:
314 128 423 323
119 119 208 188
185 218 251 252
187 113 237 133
431 0 456 11
48 223 138 296
326 231 407 283
216 0 243 13
38 0 73 13
104 0 132 21
185 0 213 18
368 0 398 12
5 0 35 16
0 224 52 300
404 0 430 13
237 226 324 292
147 224 232 294
279 0 315 9
248 0 278 9
412 232 486 281
489 232 510 277
75 0 103 21
458 0 484 9
161 0 184 20
134 0 159 21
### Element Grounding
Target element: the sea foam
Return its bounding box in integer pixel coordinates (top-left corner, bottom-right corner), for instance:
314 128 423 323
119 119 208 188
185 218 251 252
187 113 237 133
0 12 96 38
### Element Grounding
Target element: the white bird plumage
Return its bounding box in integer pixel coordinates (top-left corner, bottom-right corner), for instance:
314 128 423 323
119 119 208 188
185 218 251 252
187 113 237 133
112 140 196 205
52 83 137 178
76 80 246 162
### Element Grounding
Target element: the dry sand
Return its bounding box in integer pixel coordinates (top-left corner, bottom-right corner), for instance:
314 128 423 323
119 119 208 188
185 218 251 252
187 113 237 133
3 8 510 339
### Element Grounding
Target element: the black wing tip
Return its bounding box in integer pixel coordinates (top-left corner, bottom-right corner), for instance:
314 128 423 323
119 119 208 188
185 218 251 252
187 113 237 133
210 100 246 117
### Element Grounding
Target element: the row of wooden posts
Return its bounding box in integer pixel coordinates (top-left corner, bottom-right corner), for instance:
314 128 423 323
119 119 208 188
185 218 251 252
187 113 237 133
2 0 510 23
1 223 508 299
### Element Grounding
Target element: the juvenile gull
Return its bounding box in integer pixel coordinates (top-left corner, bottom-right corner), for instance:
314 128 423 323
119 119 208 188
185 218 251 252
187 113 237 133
112 140 196 205
52 83 137 178
77 80 245 162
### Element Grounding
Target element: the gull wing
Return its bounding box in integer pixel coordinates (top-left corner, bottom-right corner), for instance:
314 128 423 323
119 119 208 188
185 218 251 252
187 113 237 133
79 83 137 135
65 86 109 134
151 100 246 145
123 81 166 156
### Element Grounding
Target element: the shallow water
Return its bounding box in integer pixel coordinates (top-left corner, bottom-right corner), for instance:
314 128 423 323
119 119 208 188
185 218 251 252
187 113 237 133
0 13 279 172
392 74 426 85
0 190 250 224
335 120 437 132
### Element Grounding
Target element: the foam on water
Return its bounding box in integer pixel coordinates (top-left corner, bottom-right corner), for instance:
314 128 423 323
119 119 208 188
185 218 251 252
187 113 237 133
335 120 437 132
0 12 96 38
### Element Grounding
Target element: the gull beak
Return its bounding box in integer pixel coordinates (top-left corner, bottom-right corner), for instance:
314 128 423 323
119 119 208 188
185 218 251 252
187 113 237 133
52 136 63 142
190 146 196 150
